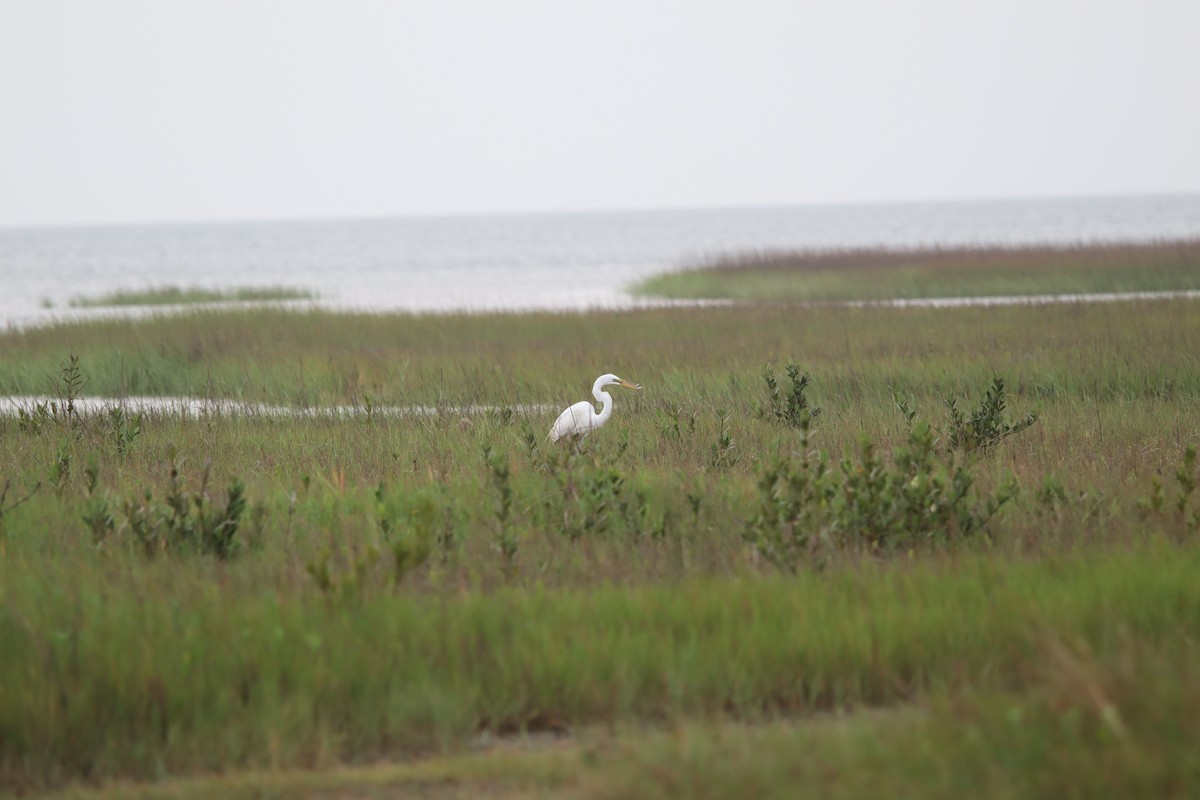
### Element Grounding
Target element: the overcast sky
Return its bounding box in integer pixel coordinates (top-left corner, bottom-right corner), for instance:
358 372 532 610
1 1 1198 227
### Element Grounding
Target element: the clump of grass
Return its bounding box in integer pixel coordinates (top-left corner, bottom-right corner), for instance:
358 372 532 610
69 285 317 308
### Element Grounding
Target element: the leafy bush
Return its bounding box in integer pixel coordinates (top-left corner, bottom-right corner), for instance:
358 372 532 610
374 481 438 581
894 377 1037 455
123 464 248 558
107 407 143 457
746 418 1017 571
536 449 660 541
757 363 821 427
945 377 1037 453
485 448 518 565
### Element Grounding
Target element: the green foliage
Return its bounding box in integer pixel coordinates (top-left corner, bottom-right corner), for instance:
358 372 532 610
48 445 72 492
661 404 697 440
107 406 143 457
55 351 86 433
1139 477 1166 515
374 481 441 581
895 377 1038 455
743 419 834 571
758 362 822 427
709 408 740 471
489 405 516 426
123 463 248 558
391 491 437 581
945 377 1037 453
305 542 381 599
1140 445 1199 535
81 497 116 544
538 450 657 542
1033 473 1069 513
16 402 52 435
15 353 87 438
746 418 1016 571
485 446 518 565
890 384 918 429
83 456 101 497
519 421 539 459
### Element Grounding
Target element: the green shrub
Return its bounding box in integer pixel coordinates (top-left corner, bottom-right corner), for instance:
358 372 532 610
945 377 1037 453
746 418 1016 571
757 363 821 427
123 463 248 558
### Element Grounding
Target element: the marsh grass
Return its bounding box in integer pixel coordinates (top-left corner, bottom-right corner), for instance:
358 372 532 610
633 240 1200 302
591 636 1200 800
4 545 1199 790
5 298 1200 407
1 297 1199 792
68 285 317 308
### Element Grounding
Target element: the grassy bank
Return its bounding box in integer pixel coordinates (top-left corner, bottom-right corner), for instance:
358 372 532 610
2 297 1199 794
632 240 1200 302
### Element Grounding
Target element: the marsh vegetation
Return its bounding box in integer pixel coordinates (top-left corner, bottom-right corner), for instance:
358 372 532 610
633 239 1200 302
68 285 316 309
2 270 1199 796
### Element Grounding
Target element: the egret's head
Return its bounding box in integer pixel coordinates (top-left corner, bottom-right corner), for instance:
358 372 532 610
597 373 642 391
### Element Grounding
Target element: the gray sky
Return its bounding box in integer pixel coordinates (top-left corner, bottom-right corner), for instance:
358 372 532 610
2 0 1198 227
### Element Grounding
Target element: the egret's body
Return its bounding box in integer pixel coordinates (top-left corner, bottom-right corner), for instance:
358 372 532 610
549 373 641 443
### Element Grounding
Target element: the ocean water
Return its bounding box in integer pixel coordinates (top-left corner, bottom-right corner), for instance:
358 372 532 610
2 194 1199 328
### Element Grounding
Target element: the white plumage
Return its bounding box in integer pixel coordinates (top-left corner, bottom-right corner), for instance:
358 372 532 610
549 373 642 443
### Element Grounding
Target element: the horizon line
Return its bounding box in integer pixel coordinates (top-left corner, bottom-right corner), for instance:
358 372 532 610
3 189 1199 232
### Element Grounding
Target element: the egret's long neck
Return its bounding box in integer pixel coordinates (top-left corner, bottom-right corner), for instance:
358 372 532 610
593 383 614 425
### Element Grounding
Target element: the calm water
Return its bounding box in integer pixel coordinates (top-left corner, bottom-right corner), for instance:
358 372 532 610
3 195 1200 328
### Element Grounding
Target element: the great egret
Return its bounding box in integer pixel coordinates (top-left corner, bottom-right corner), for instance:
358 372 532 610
549 373 642 443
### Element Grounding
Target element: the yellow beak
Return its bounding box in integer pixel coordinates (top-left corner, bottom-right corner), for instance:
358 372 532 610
617 379 642 391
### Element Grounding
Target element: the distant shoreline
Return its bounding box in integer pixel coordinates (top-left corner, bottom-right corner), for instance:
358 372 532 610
6 198 1200 327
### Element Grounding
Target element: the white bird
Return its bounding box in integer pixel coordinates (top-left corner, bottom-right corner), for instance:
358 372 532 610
549 373 642 443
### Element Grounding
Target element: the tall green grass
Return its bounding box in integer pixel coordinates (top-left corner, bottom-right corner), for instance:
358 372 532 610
3 544 1198 789
591 637 1200 800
